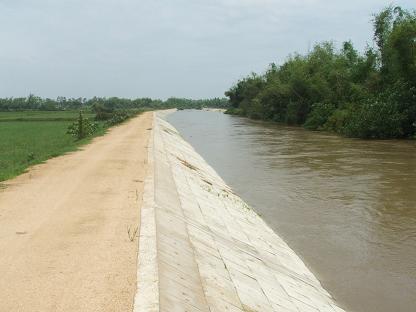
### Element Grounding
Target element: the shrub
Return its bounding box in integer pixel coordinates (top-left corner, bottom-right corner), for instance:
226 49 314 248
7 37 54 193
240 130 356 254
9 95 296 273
224 108 244 115
342 99 405 139
67 111 98 140
324 109 349 132
105 110 130 126
93 103 114 121
304 102 336 130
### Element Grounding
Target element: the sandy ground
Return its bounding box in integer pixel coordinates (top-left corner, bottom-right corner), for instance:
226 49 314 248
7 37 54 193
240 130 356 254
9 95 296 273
0 112 152 312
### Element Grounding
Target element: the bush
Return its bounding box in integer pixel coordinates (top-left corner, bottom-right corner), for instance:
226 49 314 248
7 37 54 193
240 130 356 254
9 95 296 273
324 109 350 132
342 99 405 139
93 103 114 121
67 111 98 140
105 110 131 126
285 101 303 125
224 108 244 115
304 102 336 130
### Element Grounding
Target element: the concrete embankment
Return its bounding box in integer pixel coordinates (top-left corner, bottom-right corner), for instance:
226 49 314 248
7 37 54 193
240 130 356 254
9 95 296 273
134 112 347 312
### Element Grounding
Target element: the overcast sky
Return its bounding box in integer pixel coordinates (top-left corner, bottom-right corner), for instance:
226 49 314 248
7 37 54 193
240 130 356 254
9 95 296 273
0 0 414 99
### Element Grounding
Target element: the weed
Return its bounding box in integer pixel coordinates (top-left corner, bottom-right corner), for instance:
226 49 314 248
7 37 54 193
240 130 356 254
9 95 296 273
177 157 199 171
127 225 138 242
202 179 213 186
163 128 176 135
27 152 35 162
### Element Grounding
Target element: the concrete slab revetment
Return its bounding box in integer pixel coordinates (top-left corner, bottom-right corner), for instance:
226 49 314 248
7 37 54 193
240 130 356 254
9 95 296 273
134 112 347 312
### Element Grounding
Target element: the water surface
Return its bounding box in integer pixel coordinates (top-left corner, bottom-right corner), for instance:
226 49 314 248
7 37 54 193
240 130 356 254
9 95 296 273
168 110 416 312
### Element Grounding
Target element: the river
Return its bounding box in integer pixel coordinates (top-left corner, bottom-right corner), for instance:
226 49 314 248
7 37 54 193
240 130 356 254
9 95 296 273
167 109 416 312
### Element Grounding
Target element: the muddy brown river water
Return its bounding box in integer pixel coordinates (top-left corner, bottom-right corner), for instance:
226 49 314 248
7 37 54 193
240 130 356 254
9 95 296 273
168 110 416 312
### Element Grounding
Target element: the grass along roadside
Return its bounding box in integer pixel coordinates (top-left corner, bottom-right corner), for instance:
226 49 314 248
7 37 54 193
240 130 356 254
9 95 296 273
0 110 142 182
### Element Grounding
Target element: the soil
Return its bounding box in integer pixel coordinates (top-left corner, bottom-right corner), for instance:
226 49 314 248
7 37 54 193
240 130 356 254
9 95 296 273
0 112 152 312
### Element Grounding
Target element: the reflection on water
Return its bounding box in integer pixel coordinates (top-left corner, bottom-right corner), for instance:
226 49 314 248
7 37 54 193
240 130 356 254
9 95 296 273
168 110 416 312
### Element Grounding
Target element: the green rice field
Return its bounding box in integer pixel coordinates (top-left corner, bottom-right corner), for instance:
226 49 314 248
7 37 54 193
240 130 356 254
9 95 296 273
0 111 105 181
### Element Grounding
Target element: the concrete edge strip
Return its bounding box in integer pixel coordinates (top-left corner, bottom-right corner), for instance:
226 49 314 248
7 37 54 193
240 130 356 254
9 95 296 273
133 113 159 312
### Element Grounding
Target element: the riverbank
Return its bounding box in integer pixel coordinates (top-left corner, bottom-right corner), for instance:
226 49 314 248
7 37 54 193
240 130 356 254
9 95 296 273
0 112 152 311
134 111 347 312
224 7 416 140
225 109 416 141
0 110 349 311
167 109 416 312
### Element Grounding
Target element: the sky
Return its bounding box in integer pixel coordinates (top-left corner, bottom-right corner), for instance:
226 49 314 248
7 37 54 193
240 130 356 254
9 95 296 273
0 0 414 100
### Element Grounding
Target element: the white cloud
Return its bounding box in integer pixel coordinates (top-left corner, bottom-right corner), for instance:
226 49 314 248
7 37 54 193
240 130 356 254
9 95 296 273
0 0 414 99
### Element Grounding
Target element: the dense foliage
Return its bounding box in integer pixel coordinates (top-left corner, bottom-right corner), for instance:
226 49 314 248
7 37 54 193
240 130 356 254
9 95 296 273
225 7 416 139
0 96 229 112
104 110 140 126
67 111 98 140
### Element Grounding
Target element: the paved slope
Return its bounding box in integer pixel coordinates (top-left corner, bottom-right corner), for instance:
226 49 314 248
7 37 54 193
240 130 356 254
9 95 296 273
134 113 347 312
0 112 152 312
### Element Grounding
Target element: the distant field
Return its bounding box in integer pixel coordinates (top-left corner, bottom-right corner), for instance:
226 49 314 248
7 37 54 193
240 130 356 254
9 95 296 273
0 111 105 181
0 110 95 122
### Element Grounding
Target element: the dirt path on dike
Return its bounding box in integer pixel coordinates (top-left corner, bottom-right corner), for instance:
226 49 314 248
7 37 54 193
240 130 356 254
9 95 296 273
0 112 152 312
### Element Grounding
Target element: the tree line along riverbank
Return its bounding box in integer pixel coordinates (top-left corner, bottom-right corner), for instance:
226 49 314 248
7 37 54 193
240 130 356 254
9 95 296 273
224 6 416 139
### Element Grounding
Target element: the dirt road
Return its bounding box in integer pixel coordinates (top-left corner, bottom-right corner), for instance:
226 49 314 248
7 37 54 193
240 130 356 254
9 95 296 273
0 112 152 312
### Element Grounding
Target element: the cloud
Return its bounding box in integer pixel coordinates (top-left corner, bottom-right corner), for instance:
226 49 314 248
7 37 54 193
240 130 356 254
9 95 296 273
0 0 414 99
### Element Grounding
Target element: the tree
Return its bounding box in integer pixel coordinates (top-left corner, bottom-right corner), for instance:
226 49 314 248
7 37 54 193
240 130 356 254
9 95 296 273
224 6 416 139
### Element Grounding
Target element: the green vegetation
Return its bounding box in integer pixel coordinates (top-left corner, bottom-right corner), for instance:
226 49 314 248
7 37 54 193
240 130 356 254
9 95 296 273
67 111 99 140
0 107 150 182
0 111 108 181
105 110 138 126
0 110 95 122
0 106 153 181
0 96 228 182
0 96 229 112
225 6 416 139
